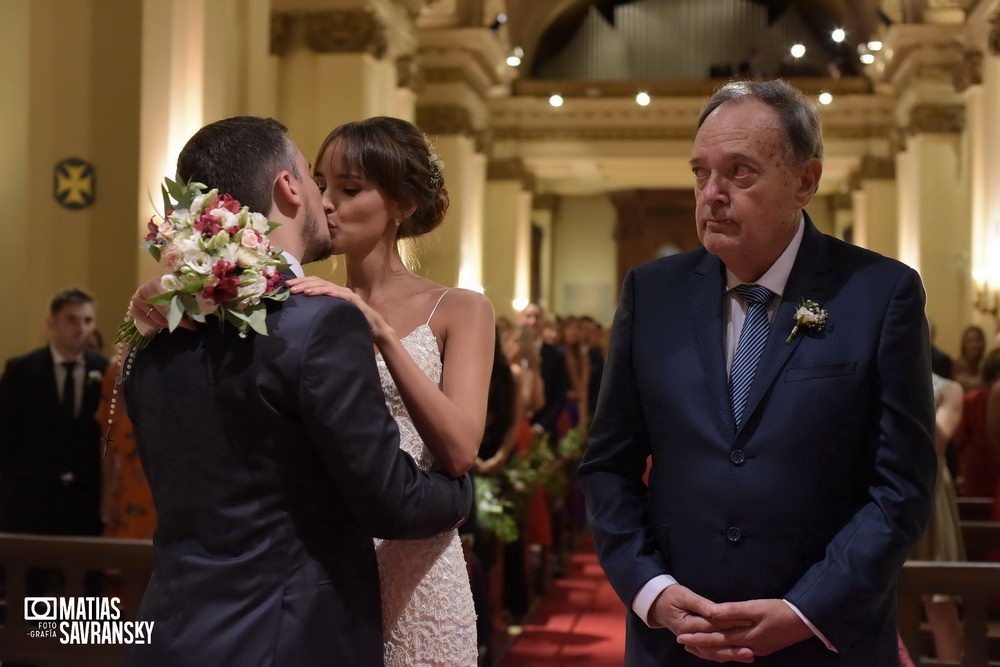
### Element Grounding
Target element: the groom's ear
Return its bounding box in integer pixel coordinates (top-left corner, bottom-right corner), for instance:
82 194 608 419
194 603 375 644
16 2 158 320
272 169 302 215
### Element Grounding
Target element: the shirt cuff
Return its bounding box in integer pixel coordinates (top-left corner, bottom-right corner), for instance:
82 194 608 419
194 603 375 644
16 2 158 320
632 574 678 628
783 600 837 653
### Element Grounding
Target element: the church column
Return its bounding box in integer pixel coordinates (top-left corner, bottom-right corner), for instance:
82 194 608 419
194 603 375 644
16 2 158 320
484 159 533 319
270 0 422 154
876 19 971 352
966 5 1000 331
850 156 898 258
414 14 514 289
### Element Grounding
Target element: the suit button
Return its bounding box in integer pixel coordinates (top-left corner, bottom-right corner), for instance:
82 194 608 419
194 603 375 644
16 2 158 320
726 526 742 543
730 449 746 465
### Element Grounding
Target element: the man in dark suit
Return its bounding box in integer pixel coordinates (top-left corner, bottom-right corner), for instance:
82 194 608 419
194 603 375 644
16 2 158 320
579 81 935 666
0 288 108 535
124 117 471 666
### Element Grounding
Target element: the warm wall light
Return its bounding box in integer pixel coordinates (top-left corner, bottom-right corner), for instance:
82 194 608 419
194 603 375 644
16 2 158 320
512 297 529 311
790 44 806 58
860 53 875 65
831 28 846 43
818 92 833 105
867 40 883 51
635 91 651 106
549 94 564 107
506 55 521 67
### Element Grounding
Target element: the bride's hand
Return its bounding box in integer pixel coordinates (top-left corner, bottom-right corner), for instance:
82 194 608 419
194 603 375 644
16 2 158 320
286 277 396 344
129 278 198 336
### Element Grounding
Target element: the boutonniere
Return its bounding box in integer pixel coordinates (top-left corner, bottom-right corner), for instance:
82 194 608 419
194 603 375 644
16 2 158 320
87 369 103 384
786 299 829 343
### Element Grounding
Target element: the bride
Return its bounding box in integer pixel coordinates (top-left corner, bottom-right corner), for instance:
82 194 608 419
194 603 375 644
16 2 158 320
287 116 494 665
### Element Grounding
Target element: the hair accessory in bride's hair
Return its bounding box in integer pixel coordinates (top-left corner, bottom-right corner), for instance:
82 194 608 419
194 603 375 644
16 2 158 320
427 150 445 188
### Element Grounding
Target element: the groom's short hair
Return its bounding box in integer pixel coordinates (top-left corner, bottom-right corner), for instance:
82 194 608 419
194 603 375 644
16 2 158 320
176 116 300 216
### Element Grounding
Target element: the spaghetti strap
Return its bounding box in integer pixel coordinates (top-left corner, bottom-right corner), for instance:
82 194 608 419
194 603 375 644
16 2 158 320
425 288 452 327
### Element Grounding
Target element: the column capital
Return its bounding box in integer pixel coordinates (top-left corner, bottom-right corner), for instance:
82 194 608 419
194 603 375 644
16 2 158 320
952 49 983 92
487 157 535 190
906 103 965 134
991 11 1000 55
416 103 476 135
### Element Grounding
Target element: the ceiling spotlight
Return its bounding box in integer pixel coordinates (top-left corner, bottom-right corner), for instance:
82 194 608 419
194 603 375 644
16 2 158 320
512 297 529 311
818 92 833 105
513 46 524 58
496 12 507 24
790 43 806 59
549 94 564 108
635 91 651 106
831 28 846 43
860 53 875 65
506 55 521 67
867 40 883 51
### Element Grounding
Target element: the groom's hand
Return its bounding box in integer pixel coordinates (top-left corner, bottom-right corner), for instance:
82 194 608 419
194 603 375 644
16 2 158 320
678 598 813 660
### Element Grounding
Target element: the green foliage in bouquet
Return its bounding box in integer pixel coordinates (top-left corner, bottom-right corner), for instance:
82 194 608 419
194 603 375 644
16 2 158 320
474 476 518 544
557 426 586 459
503 430 553 499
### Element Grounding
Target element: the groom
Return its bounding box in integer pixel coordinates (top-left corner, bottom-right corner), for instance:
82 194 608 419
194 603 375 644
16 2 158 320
124 117 471 666
580 80 936 665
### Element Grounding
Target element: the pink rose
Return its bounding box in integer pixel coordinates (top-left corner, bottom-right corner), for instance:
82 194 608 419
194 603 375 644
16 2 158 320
159 244 183 271
241 229 261 250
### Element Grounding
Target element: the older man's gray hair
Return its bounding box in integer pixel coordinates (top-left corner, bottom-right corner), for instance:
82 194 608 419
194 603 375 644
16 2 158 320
697 79 824 163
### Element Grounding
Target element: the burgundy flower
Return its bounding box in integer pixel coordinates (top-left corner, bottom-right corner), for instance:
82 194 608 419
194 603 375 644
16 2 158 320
194 213 222 236
144 216 160 243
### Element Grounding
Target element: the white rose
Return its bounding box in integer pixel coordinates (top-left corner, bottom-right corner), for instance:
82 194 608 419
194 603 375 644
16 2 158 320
185 250 215 275
795 307 816 323
238 273 267 303
156 219 176 239
169 208 193 228
210 208 237 232
237 247 262 268
161 274 184 292
250 212 270 233
189 188 218 215
219 243 240 265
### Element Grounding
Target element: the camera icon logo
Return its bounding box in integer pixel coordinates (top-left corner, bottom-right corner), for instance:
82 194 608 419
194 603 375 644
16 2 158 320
24 597 57 621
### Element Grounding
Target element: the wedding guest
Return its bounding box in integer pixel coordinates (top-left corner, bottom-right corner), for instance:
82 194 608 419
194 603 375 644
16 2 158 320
519 303 568 446
910 372 965 662
97 354 155 539
0 288 108 536
929 321 953 380
954 325 987 391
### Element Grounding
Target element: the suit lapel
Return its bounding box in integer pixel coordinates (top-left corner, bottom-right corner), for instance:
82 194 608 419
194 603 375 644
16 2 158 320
687 251 737 437
38 348 61 409
738 215 835 433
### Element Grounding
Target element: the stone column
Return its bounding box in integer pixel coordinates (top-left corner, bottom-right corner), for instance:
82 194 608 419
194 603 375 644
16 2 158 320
271 1 422 154
850 156 898 258
895 103 969 352
414 17 513 289
484 159 533 319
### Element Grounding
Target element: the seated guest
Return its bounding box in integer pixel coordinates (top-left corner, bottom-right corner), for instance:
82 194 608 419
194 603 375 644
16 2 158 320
0 288 108 535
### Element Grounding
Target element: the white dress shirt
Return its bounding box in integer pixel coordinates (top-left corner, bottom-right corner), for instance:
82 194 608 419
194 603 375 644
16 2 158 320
50 344 84 417
631 216 836 653
282 251 305 279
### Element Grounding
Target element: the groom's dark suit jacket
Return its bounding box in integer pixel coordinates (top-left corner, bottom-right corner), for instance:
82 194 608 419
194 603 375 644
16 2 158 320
125 292 472 667
580 218 936 666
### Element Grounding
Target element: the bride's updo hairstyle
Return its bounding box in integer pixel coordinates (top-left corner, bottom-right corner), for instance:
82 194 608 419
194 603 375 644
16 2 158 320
316 116 449 240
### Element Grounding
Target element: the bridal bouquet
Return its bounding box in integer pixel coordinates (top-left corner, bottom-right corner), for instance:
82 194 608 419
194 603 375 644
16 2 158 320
117 178 289 351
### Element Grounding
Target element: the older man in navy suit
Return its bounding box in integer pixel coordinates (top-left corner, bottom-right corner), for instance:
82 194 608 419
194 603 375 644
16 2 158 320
580 80 935 665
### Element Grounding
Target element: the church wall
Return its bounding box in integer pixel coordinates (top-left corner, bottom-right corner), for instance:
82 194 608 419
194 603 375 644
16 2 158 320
551 194 616 325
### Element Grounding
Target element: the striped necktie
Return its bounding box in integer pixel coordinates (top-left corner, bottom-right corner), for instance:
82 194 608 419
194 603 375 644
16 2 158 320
729 284 774 426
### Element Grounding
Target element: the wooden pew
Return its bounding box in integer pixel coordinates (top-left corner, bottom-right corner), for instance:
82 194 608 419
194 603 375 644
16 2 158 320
962 520 1000 561
898 561 1000 667
960 498 994 522
0 533 152 667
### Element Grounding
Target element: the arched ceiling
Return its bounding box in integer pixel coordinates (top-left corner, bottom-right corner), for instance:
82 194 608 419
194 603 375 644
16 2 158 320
505 0 885 76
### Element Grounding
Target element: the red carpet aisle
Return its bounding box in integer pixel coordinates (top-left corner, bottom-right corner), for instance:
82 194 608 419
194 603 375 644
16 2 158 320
500 537 626 666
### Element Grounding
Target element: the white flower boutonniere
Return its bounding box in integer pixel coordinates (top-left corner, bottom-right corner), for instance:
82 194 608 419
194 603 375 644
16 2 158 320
87 369 103 384
786 299 829 343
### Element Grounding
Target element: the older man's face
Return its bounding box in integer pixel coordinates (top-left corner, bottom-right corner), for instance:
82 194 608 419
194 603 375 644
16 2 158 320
690 98 820 281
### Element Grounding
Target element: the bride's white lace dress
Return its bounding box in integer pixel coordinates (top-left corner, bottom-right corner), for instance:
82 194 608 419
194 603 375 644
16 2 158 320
374 319 478 666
